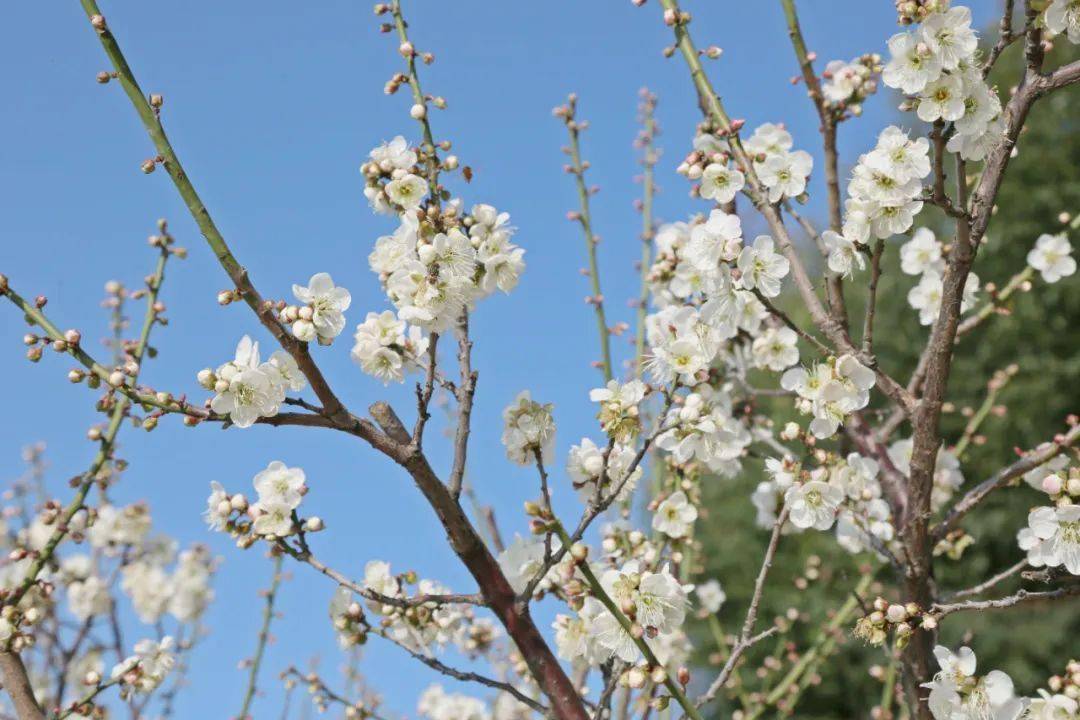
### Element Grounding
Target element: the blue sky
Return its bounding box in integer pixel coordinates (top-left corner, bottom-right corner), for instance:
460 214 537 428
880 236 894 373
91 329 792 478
0 1 994 717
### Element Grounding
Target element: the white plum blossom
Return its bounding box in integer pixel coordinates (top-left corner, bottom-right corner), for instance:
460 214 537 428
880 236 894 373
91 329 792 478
699 163 745 203
589 379 646 442
1018 505 1080 575
497 535 559 595
418 685 490 720
369 135 417 171
821 230 866 277
751 326 800 372
923 646 1026 720
737 235 790 298
1027 233 1077 284
501 391 556 465
249 461 306 537
1046 0 1080 43
695 579 726 614
686 208 744 271
744 123 793 161
652 491 698 539
111 637 176 695
759 150 813 203
351 310 429 384
900 228 943 276
908 271 979 326
384 173 429 211
883 32 942 94
1026 691 1078 720
785 480 844 531
209 336 286 428
566 439 642 503
291 272 352 342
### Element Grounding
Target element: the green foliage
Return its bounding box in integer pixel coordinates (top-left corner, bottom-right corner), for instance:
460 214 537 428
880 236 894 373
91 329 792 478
691 39 1080 719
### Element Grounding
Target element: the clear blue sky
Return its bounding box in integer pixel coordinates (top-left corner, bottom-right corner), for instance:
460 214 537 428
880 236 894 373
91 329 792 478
0 1 992 717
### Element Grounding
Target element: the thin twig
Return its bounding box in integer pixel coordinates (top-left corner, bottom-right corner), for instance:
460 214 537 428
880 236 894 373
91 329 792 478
238 554 284 719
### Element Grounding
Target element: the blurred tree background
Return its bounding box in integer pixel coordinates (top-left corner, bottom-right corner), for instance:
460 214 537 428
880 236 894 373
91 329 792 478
689 30 1080 720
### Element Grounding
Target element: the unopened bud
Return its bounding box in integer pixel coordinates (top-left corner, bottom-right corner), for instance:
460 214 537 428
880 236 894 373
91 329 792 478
304 516 325 532
410 103 426 120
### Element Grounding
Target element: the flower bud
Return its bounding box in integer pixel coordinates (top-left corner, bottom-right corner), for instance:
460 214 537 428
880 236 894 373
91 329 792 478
626 667 646 689
410 103 427 120
230 494 249 512
141 159 157 174
885 604 907 624
570 542 589 562
108 370 125 387
1041 474 1063 495
304 516 325 532
90 14 107 31
150 94 164 108
64 329 81 346
68 369 85 383
84 670 102 686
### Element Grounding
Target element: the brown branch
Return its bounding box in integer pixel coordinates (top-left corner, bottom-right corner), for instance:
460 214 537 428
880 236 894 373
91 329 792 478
932 423 1080 541
943 559 1028 602
932 585 1080 618
696 508 788 709
449 313 476 499
0 652 44 720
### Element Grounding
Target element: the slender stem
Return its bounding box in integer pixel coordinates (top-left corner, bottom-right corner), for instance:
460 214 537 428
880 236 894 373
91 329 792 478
76 0 351 425
560 96 613 382
861 239 886 356
778 0 847 327
1 250 168 614
952 366 1014 459
696 509 788 710
634 91 658 378
238 554 284 720
551 524 705 720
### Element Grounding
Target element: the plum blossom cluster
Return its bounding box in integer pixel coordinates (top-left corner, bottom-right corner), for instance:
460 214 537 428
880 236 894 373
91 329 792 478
744 123 813 204
0 447 215 715
280 272 352 344
198 335 308 428
883 4 1004 162
821 54 882 116
781 354 876 439
1045 0 1080 44
754 453 895 555
655 384 752 478
501 391 556 465
205 460 322 543
1027 233 1077 284
567 438 643 504
923 646 1026 720
841 126 930 250
418 684 490 720
363 136 525 334
887 436 965 511
110 636 177 698
900 228 980 326
1018 454 1080 575
335 560 499 658
350 310 429 384
552 559 689 668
